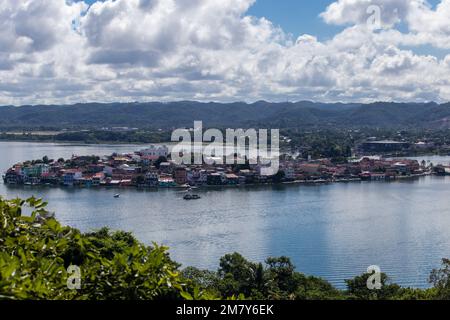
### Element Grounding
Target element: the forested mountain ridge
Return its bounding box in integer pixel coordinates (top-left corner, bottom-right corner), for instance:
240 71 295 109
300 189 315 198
0 101 448 130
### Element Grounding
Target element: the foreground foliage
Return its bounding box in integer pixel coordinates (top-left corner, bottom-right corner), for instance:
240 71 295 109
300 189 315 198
0 196 206 300
0 196 449 300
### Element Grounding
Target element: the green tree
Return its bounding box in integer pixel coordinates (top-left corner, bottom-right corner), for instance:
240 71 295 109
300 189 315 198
294 274 343 300
430 258 450 300
345 272 402 300
218 253 258 297
0 196 210 300
266 257 296 295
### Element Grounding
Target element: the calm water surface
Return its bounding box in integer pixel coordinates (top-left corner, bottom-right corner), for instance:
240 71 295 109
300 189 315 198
1 141 450 289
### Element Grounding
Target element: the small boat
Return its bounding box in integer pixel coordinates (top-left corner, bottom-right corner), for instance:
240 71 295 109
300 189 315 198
114 194 120 198
183 194 201 200
181 186 199 193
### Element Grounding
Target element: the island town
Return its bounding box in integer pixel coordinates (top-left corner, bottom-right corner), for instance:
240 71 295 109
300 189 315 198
3 142 446 191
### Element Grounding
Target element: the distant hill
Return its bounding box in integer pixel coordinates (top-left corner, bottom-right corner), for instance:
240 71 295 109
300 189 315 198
1 101 449 130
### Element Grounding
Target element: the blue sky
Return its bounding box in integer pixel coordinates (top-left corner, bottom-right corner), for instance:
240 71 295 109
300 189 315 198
248 0 442 37
81 0 442 40
82 0 342 40
247 0 343 40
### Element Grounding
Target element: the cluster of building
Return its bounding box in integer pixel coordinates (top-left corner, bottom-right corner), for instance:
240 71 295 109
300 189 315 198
2 145 428 189
358 139 436 154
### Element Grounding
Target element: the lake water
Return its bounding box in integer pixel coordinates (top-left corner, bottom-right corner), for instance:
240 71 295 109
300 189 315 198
1 141 450 289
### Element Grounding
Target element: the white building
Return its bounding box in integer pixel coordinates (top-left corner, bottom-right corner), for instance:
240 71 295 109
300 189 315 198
140 145 169 158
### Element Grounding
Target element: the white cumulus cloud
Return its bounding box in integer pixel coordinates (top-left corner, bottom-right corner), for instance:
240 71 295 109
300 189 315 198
0 0 449 105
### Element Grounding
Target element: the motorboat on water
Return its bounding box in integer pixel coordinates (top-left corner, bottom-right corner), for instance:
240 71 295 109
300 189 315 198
181 186 199 191
183 193 201 200
114 194 120 198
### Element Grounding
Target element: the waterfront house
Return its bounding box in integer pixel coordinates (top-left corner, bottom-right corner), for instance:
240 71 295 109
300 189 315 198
159 175 176 187
145 170 159 187
23 175 41 185
40 173 61 185
371 173 386 181
257 174 269 184
13 164 23 175
283 166 296 181
225 173 239 185
62 170 82 186
238 169 256 184
111 173 134 182
198 170 208 185
187 169 208 186
78 178 93 188
388 160 419 175
174 166 188 185
22 164 49 178
360 171 371 181
92 172 105 186
392 162 409 175
109 180 121 187
207 172 223 186
120 179 133 186
3 169 23 184
22 166 38 177
186 169 196 185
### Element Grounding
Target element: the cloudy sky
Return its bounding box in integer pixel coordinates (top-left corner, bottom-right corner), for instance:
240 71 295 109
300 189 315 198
1 0 450 105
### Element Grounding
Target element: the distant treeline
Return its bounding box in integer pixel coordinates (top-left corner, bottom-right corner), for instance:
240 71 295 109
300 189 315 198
0 130 171 144
3 127 450 159
2 101 450 130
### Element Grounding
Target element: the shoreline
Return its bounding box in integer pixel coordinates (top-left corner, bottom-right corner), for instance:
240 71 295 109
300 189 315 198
0 138 170 146
1 139 449 157
2 172 433 192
